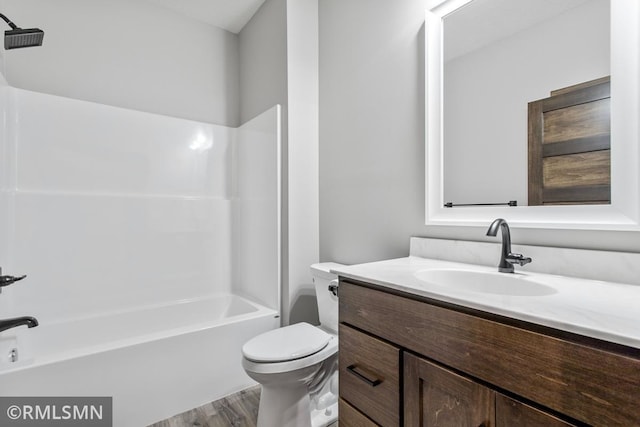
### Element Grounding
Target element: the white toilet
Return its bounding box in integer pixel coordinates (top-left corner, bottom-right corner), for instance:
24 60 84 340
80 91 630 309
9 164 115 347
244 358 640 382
242 262 344 427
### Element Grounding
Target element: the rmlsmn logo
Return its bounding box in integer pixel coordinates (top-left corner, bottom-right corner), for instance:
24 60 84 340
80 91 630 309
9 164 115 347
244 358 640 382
6 404 103 420
1 397 112 426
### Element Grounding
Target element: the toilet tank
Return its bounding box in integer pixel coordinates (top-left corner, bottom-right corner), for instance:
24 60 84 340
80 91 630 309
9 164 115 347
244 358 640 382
310 262 345 334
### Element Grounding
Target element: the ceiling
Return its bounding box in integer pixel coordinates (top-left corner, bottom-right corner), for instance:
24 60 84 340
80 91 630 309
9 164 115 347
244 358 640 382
142 0 267 33
444 0 594 62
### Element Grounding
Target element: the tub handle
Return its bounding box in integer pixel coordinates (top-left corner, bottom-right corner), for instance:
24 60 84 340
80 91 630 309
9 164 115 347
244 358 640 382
0 274 26 287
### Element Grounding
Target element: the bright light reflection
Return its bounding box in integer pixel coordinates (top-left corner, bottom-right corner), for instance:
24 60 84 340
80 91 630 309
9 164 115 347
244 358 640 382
189 131 213 151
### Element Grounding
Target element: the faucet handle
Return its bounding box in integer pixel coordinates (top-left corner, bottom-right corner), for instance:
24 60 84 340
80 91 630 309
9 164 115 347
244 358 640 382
328 279 339 297
506 253 532 266
0 274 27 288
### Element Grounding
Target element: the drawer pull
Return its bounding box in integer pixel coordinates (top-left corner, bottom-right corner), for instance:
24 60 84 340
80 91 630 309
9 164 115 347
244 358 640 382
346 364 382 387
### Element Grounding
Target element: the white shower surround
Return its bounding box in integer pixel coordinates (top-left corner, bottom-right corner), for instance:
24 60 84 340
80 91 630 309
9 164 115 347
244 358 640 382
0 84 281 425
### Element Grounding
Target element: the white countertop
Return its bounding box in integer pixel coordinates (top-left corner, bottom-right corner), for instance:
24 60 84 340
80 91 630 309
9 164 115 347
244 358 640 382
332 256 640 350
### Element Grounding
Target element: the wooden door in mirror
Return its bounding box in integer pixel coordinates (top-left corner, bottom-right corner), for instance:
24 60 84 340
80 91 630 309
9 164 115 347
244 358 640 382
528 76 610 205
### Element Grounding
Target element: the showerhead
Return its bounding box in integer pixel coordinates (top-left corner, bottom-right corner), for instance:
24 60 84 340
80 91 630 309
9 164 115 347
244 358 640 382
5 27 44 49
0 12 44 50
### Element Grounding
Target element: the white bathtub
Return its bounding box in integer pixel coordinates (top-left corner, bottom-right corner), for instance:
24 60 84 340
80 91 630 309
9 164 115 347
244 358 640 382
0 294 279 426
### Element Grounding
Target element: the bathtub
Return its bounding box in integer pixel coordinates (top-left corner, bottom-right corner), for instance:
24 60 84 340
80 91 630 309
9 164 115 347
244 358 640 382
0 294 279 426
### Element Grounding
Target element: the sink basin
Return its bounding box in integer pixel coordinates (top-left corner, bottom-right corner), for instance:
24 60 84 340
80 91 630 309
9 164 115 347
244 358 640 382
414 268 557 297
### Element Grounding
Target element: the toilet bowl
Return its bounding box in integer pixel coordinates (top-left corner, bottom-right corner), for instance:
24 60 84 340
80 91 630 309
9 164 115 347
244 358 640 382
241 263 344 427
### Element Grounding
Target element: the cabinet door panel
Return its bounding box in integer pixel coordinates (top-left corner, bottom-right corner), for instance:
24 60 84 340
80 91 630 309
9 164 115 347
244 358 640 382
404 353 494 427
496 394 577 427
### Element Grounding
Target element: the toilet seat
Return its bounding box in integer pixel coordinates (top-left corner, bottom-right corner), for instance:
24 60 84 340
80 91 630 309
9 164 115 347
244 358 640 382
241 263 343 427
242 331 338 375
242 322 331 363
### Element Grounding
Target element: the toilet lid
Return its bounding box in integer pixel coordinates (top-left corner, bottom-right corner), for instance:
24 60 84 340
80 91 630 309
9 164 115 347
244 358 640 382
242 322 331 363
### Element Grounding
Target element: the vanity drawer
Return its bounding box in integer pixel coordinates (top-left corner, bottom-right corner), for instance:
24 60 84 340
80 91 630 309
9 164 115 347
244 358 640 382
495 394 577 427
339 324 399 427
340 280 640 426
339 399 378 427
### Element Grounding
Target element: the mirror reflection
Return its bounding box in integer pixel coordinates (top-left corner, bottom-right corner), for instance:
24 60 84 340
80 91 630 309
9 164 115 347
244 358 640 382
442 0 610 207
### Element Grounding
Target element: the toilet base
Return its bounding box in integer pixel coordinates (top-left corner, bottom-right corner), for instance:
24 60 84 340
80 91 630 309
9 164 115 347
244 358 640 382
311 400 338 427
255 385 339 427
257 383 312 427
258 385 338 427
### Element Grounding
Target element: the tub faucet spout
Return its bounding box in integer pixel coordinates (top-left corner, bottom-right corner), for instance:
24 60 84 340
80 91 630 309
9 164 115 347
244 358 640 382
0 316 39 333
486 218 532 273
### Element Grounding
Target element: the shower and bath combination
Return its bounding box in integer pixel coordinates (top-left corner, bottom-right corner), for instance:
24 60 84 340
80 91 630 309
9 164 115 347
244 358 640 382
0 12 44 49
0 10 43 356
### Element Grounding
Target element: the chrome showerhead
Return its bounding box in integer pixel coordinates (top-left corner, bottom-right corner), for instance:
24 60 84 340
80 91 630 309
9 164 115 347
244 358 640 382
0 12 44 50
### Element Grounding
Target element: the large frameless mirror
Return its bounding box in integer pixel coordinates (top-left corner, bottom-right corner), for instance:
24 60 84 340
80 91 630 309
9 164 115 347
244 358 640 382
425 0 640 230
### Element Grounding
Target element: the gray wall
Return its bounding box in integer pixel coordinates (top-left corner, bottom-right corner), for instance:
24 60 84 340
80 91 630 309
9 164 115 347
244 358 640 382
238 0 288 124
319 0 427 264
444 0 609 207
319 0 640 265
0 0 240 126
240 0 321 326
239 0 292 324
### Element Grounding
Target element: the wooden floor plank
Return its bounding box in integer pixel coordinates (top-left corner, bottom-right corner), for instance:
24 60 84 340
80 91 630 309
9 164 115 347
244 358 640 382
147 385 339 427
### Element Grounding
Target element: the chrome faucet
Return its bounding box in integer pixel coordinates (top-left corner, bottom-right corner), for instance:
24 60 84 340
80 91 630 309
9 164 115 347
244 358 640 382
486 218 532 273
0 316 39 333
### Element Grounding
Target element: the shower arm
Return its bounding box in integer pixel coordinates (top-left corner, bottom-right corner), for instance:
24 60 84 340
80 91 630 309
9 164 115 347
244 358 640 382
0 12 44 49
0 13 19 30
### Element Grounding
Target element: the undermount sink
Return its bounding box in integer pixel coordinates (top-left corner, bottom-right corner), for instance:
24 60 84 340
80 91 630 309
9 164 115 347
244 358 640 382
414 268 558 297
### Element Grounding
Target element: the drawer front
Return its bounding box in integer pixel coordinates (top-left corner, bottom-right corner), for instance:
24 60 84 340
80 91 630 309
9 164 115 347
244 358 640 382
339 399 379 427
339 324 399 427
340 280 640 426
496 394 577 427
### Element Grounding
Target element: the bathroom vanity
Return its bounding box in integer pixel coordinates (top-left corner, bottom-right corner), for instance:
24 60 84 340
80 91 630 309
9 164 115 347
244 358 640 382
334 257 640 427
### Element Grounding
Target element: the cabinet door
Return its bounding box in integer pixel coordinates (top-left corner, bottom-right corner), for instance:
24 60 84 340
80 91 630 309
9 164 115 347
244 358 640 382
496 394 578 427
404 353 494 427
528 76 610 205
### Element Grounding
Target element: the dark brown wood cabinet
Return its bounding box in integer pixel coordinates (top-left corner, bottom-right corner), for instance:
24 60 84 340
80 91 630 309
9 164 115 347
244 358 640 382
495 394 576 427
338 279 640 427
404 353 493 427
403 353 578 427
339 399 378 427
339 324 400 427
528 76 611 205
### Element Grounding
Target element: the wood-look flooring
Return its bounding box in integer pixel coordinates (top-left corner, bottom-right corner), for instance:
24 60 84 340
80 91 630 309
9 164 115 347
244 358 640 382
148 385 338 427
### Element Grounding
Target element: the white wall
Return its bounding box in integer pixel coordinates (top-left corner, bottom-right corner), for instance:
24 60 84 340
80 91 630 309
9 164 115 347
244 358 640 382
0 0 295 322
1 88 235 321
444 0 610 206
233 105 281 311
285 0 320 325
0 79 9 317
319 0 640 263
239 0 319 325
0 0 240 126
0 87 281 322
